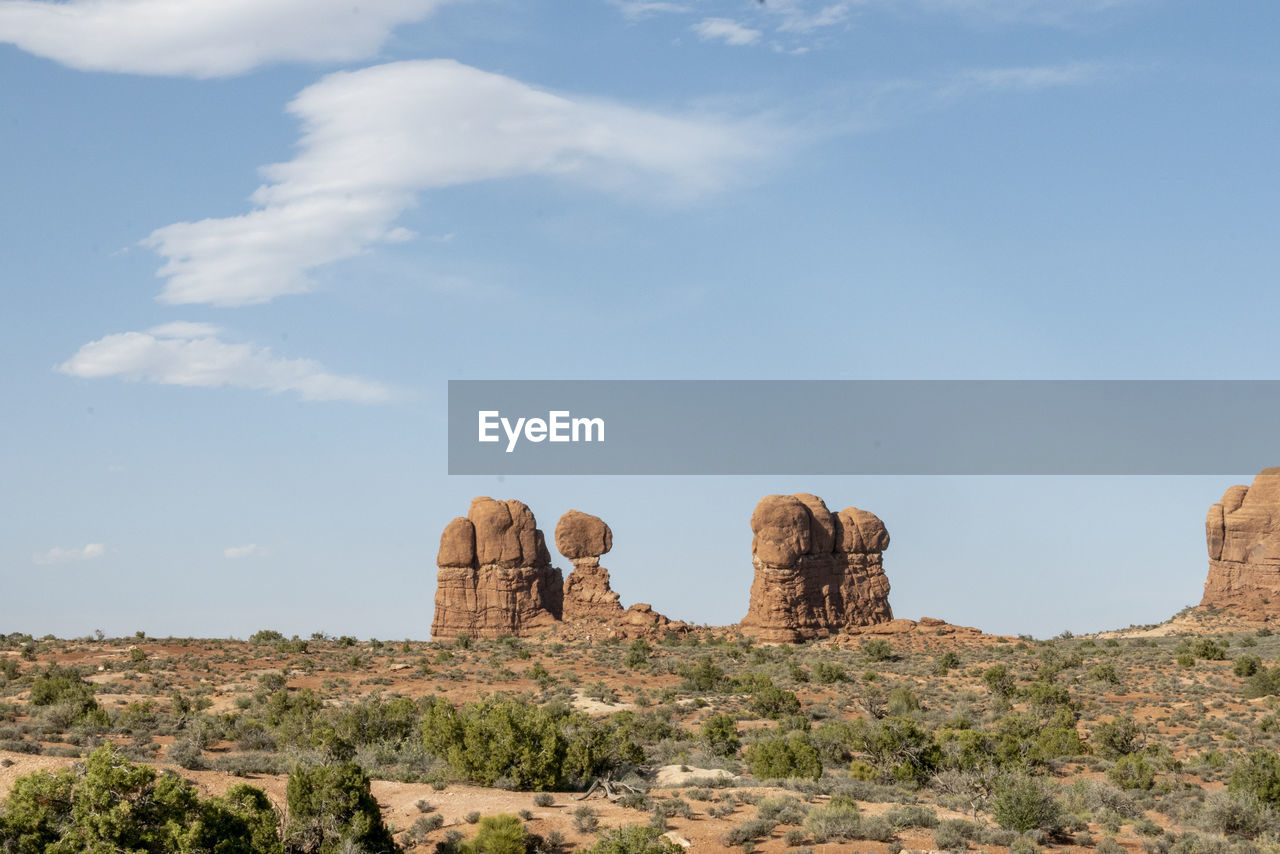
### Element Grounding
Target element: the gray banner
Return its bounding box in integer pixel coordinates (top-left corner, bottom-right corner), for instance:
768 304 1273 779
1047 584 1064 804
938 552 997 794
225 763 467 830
447 380 1280 475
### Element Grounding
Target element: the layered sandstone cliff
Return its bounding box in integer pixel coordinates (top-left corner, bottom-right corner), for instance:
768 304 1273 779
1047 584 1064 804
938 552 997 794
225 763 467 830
1201 468 1280 620
740 493 893 642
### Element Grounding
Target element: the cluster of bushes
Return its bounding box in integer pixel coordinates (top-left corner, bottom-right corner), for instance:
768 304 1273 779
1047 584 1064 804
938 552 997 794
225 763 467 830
0 744 405 853
421 696 655 790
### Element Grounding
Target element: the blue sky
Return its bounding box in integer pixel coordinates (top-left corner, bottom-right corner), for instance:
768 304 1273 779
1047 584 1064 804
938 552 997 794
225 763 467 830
2 0 1278 639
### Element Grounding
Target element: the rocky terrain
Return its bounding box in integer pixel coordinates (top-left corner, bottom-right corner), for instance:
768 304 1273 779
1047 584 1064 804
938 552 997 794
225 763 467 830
1201 467 1280 621
740 494 894 643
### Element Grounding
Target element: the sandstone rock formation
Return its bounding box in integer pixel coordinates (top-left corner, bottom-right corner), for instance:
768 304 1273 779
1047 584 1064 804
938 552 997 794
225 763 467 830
430 497 563 640
432 501 686 640
740 493 893 642
1201 468 1280 619
556 510 624 621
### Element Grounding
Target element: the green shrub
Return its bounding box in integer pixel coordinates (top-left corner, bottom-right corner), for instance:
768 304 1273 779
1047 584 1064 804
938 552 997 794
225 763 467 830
991 774 1063 834
1108 754 1155 790
1243 667 1280 699
849 716 940 784
1229 749 1280 806
422 697 567 790
861 640 893 662
460 814 525 854
583 824 683 853
813 661 846 684
748 734 822 781
702 713 741 757
284 761 398 853
748 683 802 720
1234 655 1262 677
1093 716 1143 759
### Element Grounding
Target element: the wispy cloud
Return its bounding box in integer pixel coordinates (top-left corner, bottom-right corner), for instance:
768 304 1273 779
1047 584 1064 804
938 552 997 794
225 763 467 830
59 322 392 403
765 1 854 34
693 18 762 46
0 0 458 77
610 0 690 21
143 59 778 307
938 62 1107 97
224 544 268 559
34 543 105 566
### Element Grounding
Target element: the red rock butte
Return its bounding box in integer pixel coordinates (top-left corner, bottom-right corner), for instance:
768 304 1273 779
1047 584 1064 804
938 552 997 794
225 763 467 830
739 493 893 642
1202 467 1280 620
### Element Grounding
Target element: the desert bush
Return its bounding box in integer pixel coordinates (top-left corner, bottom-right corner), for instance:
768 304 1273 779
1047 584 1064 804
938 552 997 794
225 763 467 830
747 683 802 720
1200 791 1277 839
756 795 809 826
1109 754 1156 790
861 640 894 662
991 773 1063 834
167 736 206 770
720 817 777 847
702 713 741 757
625 639 652 669
813 661 846 684
283 761 398 854
572 805 600 833
802 802 862 842
532 792 554 808
460 813 526 854
1229 749 1280 806
1234 655 1262 677
849 716 940 784
583 824 683 853
1242 667 1280 699
934 652 962 676
884 804 938 829
747 733 822 781
934 819 976 849
1094 716 1143 759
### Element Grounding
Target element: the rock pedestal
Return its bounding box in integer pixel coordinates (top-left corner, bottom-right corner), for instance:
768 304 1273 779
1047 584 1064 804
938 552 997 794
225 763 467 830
740 493 893 642
430 497 563 640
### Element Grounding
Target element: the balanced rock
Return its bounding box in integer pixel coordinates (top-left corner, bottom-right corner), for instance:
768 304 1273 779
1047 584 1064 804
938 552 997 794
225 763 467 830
557 510 624 621
430 497 563 640
1201 468 1280 619
740 493 893 642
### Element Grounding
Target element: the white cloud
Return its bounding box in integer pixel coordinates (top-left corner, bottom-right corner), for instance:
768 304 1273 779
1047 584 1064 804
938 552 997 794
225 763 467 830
224 544 267 559
58 323 391 403
692 17 762 46
143 59 775 307
0 0 457 77
34 543 105 566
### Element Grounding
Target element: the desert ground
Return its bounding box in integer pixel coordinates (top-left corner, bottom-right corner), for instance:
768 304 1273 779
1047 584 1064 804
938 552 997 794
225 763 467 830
5 607 1280 852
